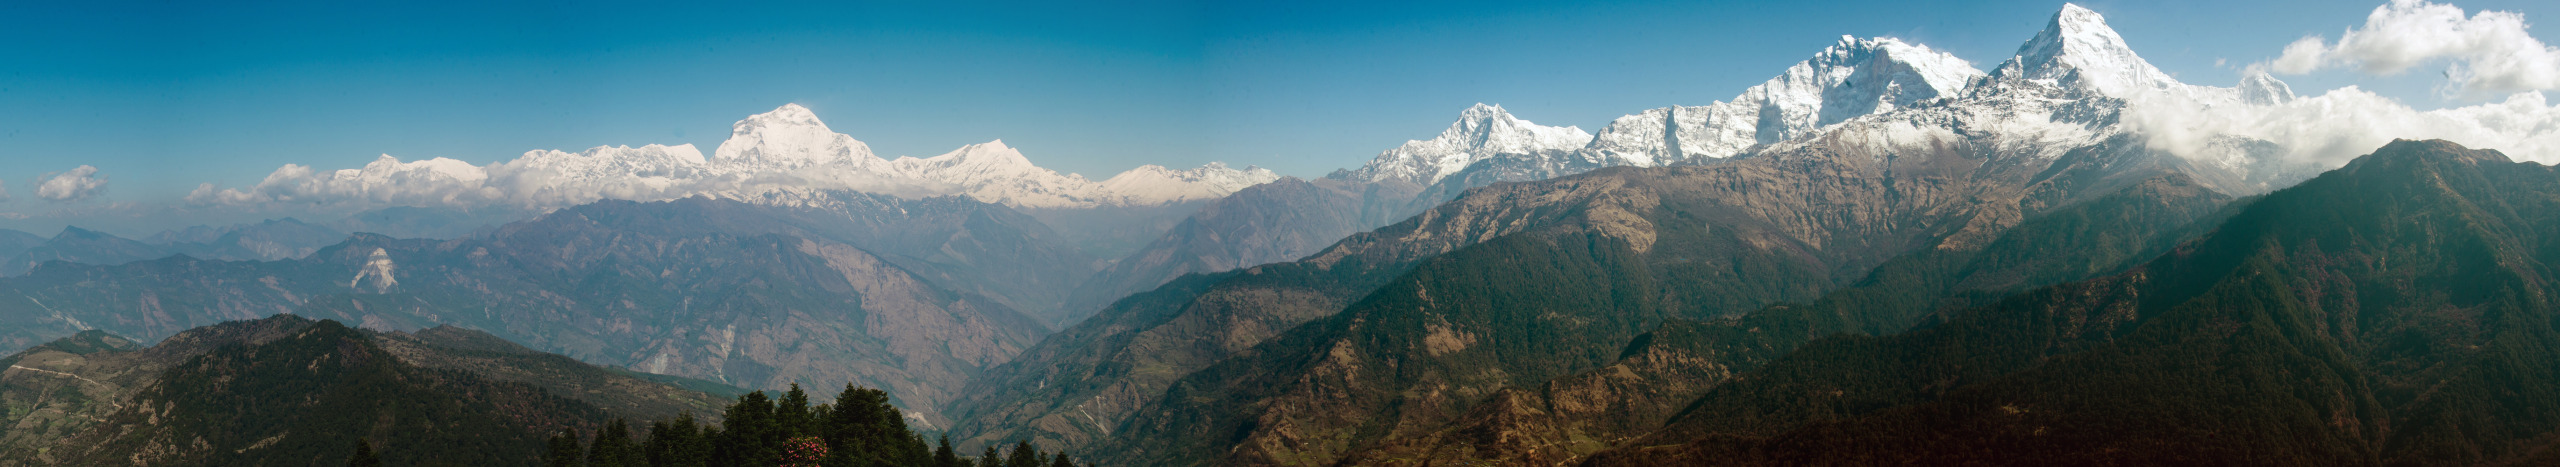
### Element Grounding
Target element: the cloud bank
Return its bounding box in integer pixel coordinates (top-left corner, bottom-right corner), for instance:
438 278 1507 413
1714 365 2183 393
2127 82 2560 169
2271 0 2560 98
185 105 1282 214
181 146 933 212
35 166 108 203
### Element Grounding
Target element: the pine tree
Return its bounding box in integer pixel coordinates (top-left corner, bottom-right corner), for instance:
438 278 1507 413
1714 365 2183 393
715 391 779 465
345 438 382 467
933 435 964 467
903 434 936 466
1048 451 1076 467
588 418 643 467
823 384 925 466
977 445 1003 467
777 384 814 438
645 415 712 467
544 427 584 467
1005 441 1041 467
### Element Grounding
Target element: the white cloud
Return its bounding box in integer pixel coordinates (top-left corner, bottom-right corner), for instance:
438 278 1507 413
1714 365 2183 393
0 180 10 202
179 104 1276 215
185 145 952 212
188 155 499 208
2125 79 2560 168
35 165 108 203
2270 0 2560 98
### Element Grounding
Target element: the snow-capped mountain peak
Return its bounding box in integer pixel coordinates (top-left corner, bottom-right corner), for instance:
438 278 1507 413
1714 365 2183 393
1341 103 1593 184
1998 3 2183 97
2237 70 2296 105
1099 162 1282 205
1757 36 1983 141
1583 36 1983 167
200 104 1285 211
712 103 879 168
901 140 1039 174
1440 103 1589 155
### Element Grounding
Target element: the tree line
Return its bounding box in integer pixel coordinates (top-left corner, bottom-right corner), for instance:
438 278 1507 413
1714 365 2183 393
345 382 1080 466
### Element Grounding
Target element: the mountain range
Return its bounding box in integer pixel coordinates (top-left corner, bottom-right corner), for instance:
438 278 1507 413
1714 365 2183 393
944 4 2333 464
4 3 2557 466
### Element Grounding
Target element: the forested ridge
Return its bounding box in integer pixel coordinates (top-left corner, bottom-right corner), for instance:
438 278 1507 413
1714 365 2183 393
1584 140 2560 465
1 315 1075 466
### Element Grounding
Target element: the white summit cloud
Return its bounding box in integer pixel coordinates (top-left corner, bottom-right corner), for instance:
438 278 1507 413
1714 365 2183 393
2116 0 2560 168
35 165 107 203
2124 76 2560 168
2270 0 2560 98
187 104 1278 212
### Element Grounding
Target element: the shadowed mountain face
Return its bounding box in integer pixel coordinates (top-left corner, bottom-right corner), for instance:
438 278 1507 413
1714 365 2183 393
700 192 1101 323
0 196 1051 426
0 315 736 465
1059 178 1424 325
1574 140 2560 465
1020 200 1215 267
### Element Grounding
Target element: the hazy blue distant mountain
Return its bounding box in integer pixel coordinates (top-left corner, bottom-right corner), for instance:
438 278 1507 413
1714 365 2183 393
149 217 351 261
1058 177 1422 325
0 227 173 277
0 196 1052 426
0 230 41 264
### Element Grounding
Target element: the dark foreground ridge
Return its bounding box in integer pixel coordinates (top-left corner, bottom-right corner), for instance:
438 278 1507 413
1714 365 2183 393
1585 140 2560 465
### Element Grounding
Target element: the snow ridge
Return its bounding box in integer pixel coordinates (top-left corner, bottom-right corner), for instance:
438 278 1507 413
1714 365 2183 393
1587 36 1984 168
1339 103 1592 184
1997 3 2184 98
197 104 1279 210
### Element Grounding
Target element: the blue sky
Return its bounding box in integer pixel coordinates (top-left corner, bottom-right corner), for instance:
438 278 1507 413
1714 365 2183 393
1 0 2553 206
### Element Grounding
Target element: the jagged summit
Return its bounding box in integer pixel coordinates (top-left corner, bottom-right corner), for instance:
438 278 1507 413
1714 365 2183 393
1994 3 2181 97
1584 36 1983 166
2237 70 2296 105
1746 35 1983 142
1339 103 1592 184
1440 103 1590 155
